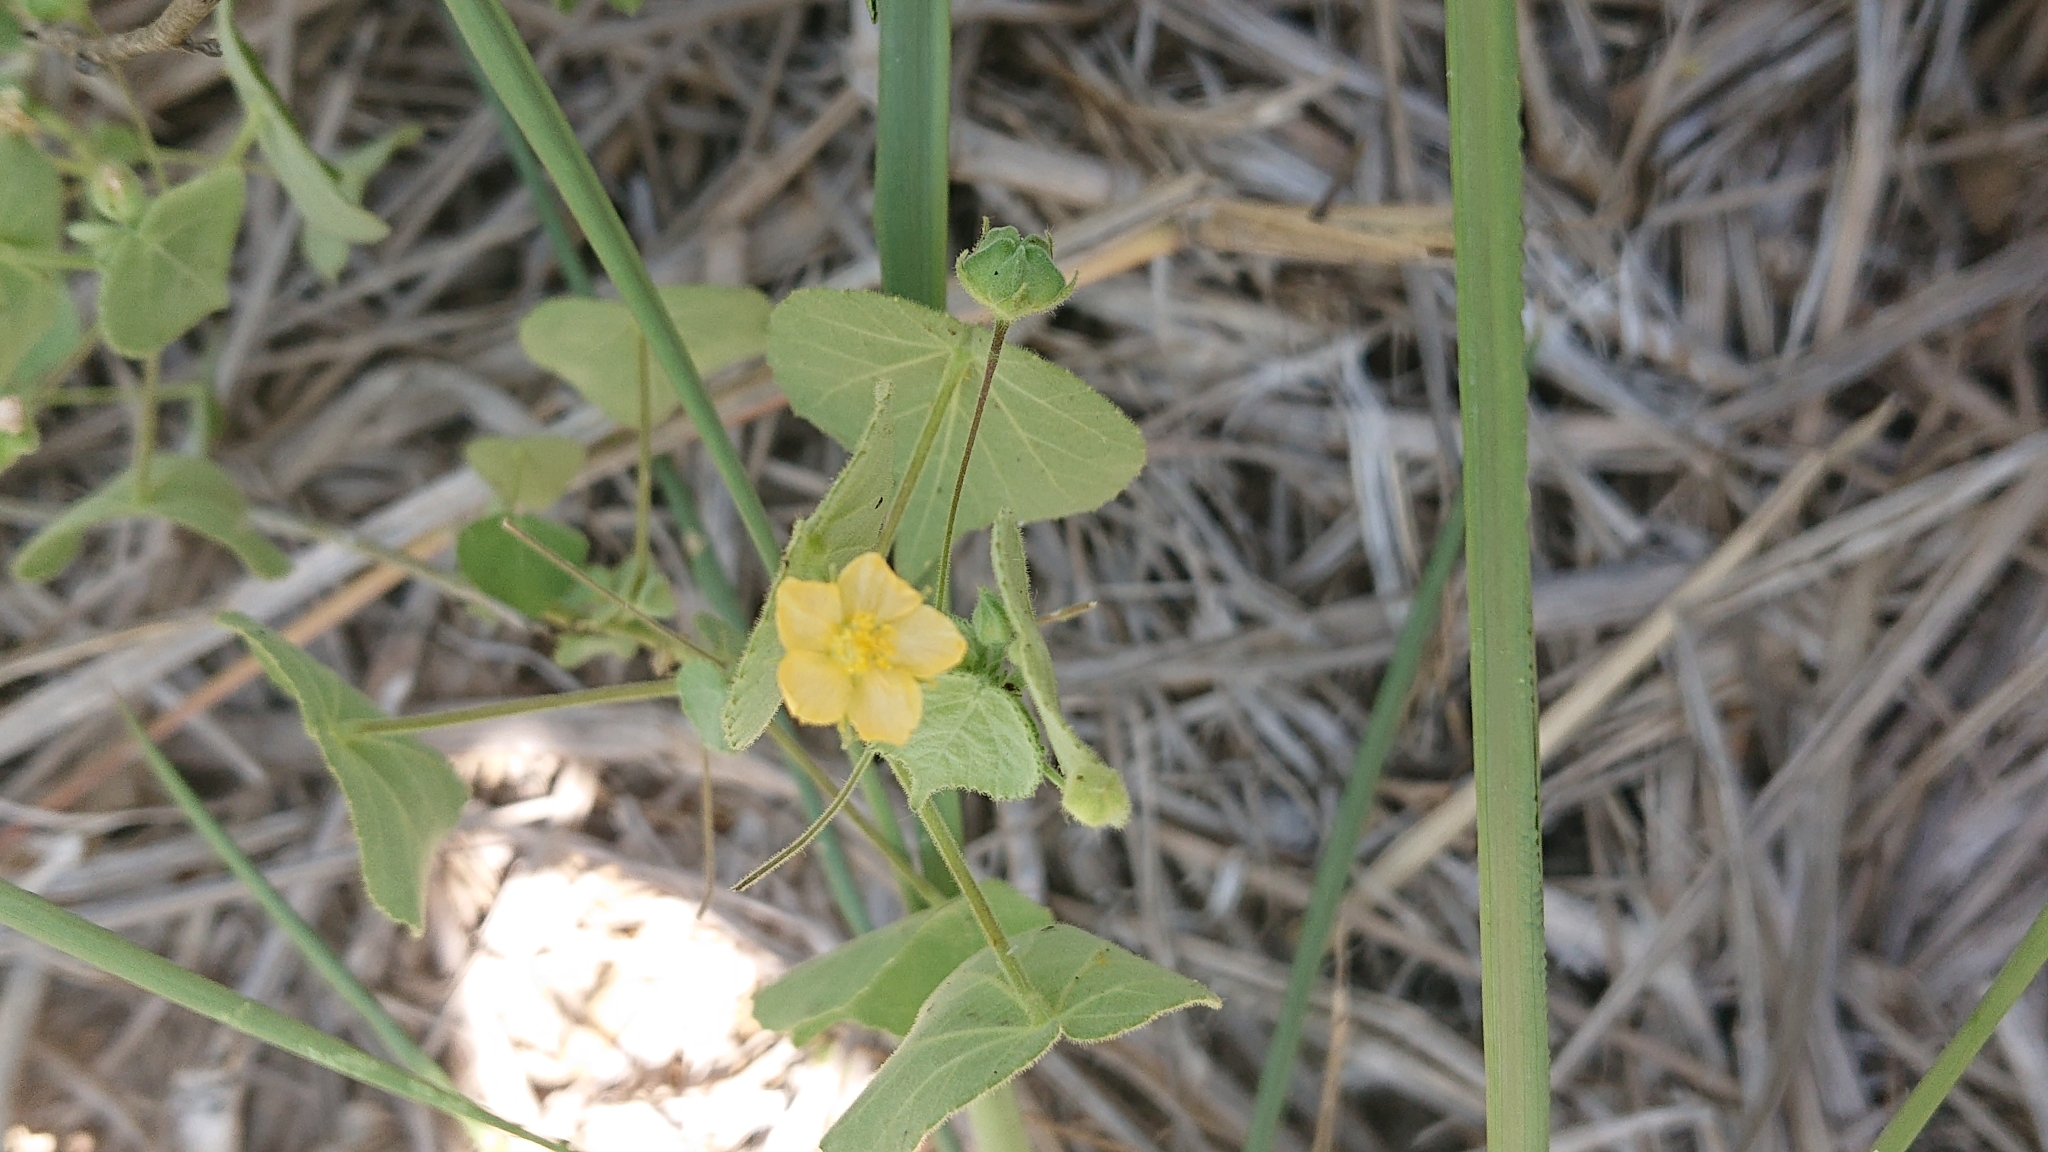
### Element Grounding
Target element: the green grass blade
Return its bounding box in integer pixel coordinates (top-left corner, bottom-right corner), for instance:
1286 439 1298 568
1871 898 2048 1152
438 0 780 570
1241 500 1465 1152
440 9 591 298
0 878 564 1149
1445 1 1549 1150
123 711 451 1085
875 0 951 310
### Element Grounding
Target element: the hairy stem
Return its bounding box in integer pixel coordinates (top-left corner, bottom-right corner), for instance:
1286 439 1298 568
354 679 677 736
768 725 945 907
917 797 1047 1019
736 749 877 890
497 516 710 665
934 319 1008 609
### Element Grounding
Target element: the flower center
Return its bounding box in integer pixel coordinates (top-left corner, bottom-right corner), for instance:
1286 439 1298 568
827 611 894 675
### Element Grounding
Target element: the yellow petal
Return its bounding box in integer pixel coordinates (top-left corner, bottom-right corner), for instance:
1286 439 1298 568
775 577 843 652
778 650 851 726
890 605 967 680
847 668 921 745
837 552 923 623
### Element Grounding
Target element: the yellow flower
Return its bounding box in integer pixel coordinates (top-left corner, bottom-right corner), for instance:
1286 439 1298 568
775 553 967 745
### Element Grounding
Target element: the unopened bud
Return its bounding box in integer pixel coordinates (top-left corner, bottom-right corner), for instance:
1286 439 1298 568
1058 741 1131 829
956 223 1074 323
88 163 143 225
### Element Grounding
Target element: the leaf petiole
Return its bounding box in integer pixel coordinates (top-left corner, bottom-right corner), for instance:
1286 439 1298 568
496 516 713 666
352 679 677 736
878 340 976 556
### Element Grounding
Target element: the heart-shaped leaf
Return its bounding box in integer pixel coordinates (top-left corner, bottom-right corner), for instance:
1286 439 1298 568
767 288 1145 580
673 658 731 753
822 924 1219 1152
519 285 771 428
455 514 588 616
464 434 585 513
887 672 1047 807
95 167 245 358
218 0 388 250
721 383 897 751
753 880 1051 1044
11 454 288 582
220 613 469 931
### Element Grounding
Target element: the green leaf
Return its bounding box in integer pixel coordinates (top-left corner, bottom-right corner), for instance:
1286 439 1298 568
219 613 469 931
464 434 584 512
673 658 731 753
217 0 388 249
11 454 287 582
767 288 1145 580
720 384 898 750
455 514 588 616
519 285 771 428
823 924 1219 1152
992 510 1129 826
95 167 245 359
0 265 64 385
552 562 676 668
1 290 79 475
753 880 1050 1043
0 133 63 253
888 673 1046 807
300 124 420 281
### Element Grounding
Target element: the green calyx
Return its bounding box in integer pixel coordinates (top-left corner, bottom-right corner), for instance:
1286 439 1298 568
955 223 1074 323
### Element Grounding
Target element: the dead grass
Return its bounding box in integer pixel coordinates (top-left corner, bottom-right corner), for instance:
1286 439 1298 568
6 0 2048 1149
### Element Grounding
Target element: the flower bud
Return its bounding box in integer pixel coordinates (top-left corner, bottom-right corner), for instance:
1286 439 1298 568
88 163 143 226
956 223 1074 323
1058 743 1131 829
970 593 1012 651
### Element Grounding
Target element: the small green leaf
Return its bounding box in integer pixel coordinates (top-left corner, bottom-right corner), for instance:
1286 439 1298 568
673 658 731 753
95 167 245 358
219 613 469 931
464 434 584 512
823 924 1219 1152
2 290 79 474
0 265 63 385
992 510 1130 827
12 454 288 582
21 0 85 22
720 384 898 750
767 288 1145 580
519 286 771 428
888 673 1046 807
552 562 677 668
0 133 62 253
218 0 388 248
753 881 1050 1043
455 514 588 616
300 124 420 281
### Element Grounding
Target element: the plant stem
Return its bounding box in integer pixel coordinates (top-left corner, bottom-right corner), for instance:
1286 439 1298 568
858 761 928 908
355 679 676 736
1242 500 1465 1152
875 0 950 310
965 1084 1034 1152
877 343 976 557
735 748 877 890
133 353 161 492
1871 897 2048 1152
497 516 711 665
934 319 1006 610
1446 0 1548 1149
769 725 944 908
438 0 780 570
916 798 1048 1019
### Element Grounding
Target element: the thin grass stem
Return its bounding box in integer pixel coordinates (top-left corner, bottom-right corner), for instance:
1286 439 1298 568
354 679 675 736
